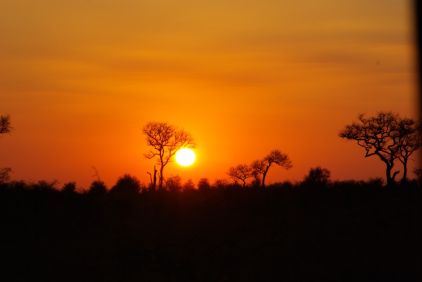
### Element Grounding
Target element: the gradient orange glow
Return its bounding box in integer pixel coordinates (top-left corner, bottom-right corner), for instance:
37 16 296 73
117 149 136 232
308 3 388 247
0 0 418 187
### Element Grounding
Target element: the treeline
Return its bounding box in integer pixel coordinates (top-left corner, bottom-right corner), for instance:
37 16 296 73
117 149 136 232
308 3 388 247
0 169 420 198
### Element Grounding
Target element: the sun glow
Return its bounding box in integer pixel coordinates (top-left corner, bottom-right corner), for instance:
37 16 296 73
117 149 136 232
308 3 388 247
175 148 196 167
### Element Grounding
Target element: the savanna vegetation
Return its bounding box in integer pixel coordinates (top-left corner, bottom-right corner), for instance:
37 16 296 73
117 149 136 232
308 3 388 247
0 113 421 281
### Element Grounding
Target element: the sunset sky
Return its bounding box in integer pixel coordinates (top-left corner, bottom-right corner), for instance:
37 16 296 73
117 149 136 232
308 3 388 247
0 0 418 188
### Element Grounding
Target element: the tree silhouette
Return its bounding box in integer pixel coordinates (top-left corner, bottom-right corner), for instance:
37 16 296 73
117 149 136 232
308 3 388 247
198 178 211 191
183 179 195 191
340 112 419 186
143 122 194 191
0 115 11 134
303 167 331 187
396 119 421 183
165 175 182 192
261 150 292 188
88 180 107 196
251 160 265 187
62 182 77 194
110 174 141 195
228 164 252 188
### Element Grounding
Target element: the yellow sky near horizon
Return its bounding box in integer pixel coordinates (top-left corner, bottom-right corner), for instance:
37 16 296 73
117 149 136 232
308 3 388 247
0 0 418 188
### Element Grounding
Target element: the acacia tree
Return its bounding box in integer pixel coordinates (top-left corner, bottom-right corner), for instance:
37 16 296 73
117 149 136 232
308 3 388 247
339 112 419 186
143 122 194 191
227 164 252 187
260 150 292 188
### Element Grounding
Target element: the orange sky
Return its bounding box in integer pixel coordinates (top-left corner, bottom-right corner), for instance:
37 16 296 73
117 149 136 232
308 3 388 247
0 0 418 188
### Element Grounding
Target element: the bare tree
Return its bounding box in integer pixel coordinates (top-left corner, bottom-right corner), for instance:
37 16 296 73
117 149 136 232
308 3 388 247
227 164 252 188
261 150 292 188
251 160 265 187
143 122 194 191
340 112 404 186
0 115 11 134
396 119 421 183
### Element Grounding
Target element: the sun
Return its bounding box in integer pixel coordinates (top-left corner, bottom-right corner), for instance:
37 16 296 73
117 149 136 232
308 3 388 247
175 148 196 167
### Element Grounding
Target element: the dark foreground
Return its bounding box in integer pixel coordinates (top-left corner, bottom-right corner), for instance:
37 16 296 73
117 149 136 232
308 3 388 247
1 184 421 282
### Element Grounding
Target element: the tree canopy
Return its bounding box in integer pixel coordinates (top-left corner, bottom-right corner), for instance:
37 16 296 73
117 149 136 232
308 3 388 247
143 122 194 191
340 112 420 185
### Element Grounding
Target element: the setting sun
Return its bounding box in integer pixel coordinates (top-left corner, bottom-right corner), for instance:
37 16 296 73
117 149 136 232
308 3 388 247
175 148 196 167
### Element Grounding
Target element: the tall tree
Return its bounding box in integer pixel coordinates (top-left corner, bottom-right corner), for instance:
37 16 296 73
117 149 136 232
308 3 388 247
339 112 417 186
261 150 292 188
396 118 421 182
143 122 194 191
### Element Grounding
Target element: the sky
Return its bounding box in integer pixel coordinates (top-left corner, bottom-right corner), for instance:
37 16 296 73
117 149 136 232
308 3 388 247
0 0 418 188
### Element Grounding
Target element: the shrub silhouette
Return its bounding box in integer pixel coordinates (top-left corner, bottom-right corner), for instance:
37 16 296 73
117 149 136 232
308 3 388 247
198 178 211 191
88 180 107 196
110 174 141 196
62 182 77 194
183 179 196 191
303 167 331 187
165 175 182 192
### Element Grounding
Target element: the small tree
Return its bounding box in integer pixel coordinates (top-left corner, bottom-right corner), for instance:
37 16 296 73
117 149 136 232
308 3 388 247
183 179 196 191
213 179 228 189
0 115 11 134
165 175 182 192
88 180 108 196
227 164 252 188
198 178 211 191
261 150 292 188
62 182 77 194
110 174 141 195
303 167 331 187
143 122 194 191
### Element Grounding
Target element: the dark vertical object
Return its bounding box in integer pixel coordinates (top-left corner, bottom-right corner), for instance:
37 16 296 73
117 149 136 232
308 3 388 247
415 1 422 164
153 165 157 191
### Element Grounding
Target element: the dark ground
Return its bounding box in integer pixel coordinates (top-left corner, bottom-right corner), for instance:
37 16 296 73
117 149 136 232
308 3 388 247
1 183 421 282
